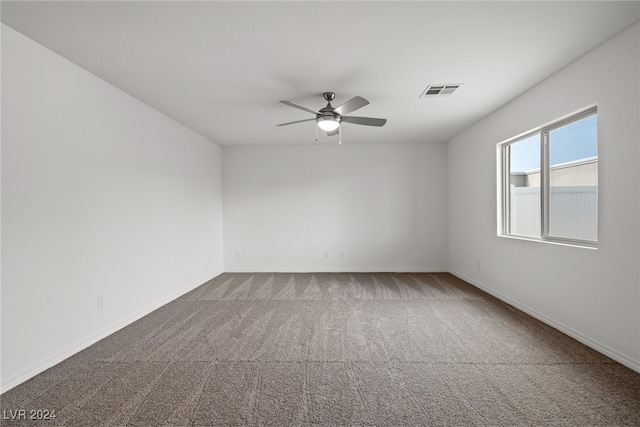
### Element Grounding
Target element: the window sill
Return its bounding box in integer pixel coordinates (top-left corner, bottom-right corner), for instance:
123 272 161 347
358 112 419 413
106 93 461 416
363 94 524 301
497 233 598 250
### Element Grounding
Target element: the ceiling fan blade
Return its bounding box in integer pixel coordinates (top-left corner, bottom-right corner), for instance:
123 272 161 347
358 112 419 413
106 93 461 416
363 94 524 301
279 100 319 115
326 128 340 137
333 96 369 115
342 116 387 127
276 118 316 127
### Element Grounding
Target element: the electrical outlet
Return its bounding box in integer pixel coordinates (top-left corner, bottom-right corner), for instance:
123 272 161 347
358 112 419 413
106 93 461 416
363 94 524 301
324 251 329 258
97 296 104 310
339 251 344 258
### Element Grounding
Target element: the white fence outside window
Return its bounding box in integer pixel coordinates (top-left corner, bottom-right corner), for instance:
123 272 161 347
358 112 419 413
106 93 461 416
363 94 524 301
510 186 597 241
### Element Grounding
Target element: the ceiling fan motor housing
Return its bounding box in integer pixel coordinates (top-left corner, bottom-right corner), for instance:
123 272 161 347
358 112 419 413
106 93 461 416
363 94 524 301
317 93 342 131
318 107 341 120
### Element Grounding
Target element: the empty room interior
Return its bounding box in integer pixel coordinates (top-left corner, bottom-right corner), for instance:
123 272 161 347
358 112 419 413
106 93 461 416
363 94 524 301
2 1 640 425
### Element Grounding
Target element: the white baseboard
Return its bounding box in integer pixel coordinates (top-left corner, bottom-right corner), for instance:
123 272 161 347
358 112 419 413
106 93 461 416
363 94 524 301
448 270 640 375
0 270 223 394
223 267 449 273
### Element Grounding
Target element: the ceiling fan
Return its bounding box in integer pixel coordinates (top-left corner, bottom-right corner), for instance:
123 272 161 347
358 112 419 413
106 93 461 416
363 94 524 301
277 92 386 141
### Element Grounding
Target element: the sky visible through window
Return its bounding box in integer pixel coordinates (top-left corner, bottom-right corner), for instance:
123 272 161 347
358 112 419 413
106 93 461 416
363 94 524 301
510 114 597 172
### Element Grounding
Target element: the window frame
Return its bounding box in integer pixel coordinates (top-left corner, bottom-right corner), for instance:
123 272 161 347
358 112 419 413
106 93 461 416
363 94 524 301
498 106 598 248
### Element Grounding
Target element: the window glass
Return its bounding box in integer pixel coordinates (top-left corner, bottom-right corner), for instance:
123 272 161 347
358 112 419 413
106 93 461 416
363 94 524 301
508 134 540 237
547 114 598 241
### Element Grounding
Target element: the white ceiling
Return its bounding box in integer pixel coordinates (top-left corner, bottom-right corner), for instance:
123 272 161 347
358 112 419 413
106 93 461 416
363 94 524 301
2 1 639 146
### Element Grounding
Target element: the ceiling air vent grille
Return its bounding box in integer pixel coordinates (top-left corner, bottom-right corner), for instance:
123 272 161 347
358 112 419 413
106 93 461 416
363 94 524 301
420 84 462 98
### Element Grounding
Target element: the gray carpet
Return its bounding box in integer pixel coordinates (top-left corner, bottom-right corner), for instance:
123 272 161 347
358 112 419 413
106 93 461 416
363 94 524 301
2 272 640 426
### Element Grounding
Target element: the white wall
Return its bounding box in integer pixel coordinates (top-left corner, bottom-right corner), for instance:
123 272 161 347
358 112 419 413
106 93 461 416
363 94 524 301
223 142 448 272
1 25 224 391
448 23 640 371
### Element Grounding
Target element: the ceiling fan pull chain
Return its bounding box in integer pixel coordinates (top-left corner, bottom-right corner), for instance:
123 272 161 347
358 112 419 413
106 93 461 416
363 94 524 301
339 126 342 145
315 123 319 141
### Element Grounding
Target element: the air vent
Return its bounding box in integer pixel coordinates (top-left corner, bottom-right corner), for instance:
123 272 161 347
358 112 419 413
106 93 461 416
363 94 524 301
420 84 462 98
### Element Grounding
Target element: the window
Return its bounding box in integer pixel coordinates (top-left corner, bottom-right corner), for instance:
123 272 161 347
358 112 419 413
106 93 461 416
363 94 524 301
499 107 597 247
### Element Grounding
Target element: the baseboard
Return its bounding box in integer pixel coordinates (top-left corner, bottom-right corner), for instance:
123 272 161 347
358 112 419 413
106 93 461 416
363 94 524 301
0 270 223 394
449 270 640 375
223 267 449 273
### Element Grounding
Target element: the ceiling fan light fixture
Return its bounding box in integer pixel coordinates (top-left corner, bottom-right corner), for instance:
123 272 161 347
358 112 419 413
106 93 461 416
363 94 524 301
316 116 340 132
